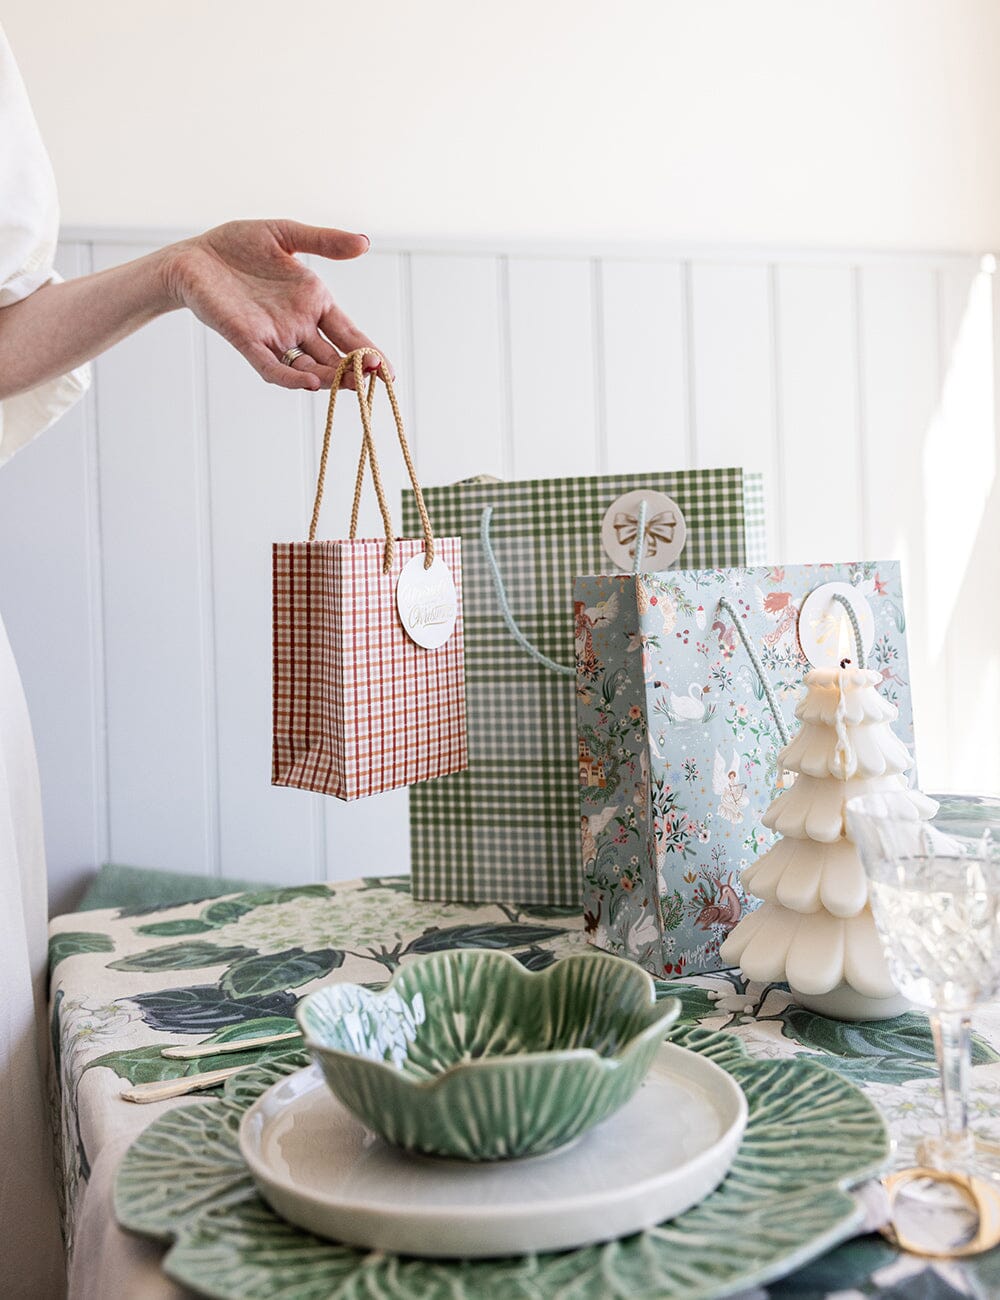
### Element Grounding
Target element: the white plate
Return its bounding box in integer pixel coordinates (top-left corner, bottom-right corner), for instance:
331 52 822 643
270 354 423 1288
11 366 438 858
238 1041 748 1258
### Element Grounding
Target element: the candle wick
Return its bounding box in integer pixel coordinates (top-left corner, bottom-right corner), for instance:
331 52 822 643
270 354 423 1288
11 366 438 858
833 656 856 777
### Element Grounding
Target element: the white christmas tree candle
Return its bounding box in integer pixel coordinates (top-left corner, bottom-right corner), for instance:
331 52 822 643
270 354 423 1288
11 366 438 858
720 664 936 1021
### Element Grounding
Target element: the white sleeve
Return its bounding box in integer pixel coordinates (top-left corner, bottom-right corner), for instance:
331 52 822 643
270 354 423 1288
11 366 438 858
0 23 90 466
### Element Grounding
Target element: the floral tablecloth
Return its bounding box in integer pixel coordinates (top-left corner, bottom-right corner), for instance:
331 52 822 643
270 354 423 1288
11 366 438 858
49 876 1000 1299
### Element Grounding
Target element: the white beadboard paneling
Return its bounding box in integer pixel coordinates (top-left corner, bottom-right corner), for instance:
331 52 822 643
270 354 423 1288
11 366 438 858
934 263 1000 792
205 332 321 884
689 263 780 555
307 252 408 543
775 265 862 562
506 258 598 478
0 244 104 912
0 231 995 909
318 786 411 885
599 260 688 472
92 242 215 872
858 264 945 783
409 254 505 485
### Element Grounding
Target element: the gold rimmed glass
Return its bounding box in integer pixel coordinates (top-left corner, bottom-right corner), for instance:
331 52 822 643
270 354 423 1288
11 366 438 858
845 792 1000 1174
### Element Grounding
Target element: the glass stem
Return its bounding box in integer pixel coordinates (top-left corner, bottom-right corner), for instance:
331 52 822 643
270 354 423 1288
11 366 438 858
931 1011 971 1151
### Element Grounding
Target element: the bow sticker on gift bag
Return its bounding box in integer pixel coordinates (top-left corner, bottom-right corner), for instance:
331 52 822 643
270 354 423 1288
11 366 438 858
272 349 468 801
603 489 687 565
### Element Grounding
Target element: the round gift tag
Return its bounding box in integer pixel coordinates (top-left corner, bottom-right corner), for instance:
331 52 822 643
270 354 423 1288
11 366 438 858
396 553 458 650
797 582 875 669
600 489 687 572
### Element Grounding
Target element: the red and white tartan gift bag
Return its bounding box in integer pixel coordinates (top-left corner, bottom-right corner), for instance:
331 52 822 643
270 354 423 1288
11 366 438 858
272 349 468 800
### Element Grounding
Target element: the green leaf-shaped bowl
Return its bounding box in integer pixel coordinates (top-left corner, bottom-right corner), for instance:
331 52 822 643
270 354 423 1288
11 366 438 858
296 949 681 1160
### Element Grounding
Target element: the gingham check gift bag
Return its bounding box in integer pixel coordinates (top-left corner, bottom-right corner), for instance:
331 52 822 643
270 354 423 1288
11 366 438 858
273 349 467 800
401 468 767 902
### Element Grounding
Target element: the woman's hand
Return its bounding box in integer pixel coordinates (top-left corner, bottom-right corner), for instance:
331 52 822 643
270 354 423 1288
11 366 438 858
160 219 392 391
0 217 391 404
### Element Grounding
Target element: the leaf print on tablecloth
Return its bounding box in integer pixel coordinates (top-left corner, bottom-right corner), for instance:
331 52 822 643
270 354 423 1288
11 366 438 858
510 946 558 971
49 931 114 973
220 947 345 1000
128 985 299 1034
870 1269 971 1300
199 884 333 929
108 942 256 973
117 883 333 923
359 876 413 893
654 981 721 1024
808 1054 939 1087
512 902 582 920
402 923 568 955
85 1038 305 1087
198 1016 299 1046
50 988 64 1079
135 919 217 937
779 1007 1000 1082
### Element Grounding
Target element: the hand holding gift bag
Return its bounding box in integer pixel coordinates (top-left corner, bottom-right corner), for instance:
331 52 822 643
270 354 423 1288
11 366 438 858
273 349 467 800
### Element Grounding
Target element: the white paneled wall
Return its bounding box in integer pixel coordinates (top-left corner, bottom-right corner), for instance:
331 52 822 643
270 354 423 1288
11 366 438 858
1 234 997 913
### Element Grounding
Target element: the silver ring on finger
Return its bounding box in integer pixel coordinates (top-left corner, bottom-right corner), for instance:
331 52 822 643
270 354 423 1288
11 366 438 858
280 346 306 367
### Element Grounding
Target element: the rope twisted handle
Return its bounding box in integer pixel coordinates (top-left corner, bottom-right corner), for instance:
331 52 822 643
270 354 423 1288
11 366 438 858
717 596 791 747
831 591 866 667
480 505 575 677
308 348 435 574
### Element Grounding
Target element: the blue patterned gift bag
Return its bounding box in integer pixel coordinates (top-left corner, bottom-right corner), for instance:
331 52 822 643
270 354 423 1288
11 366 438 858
575 562 914 978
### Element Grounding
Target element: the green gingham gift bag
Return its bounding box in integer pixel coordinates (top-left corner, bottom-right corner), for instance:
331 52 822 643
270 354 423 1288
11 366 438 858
401 470 767 903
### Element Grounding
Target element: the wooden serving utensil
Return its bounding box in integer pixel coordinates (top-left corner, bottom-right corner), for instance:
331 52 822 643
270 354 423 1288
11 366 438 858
160 1029 302 1060
120 1066 247 1104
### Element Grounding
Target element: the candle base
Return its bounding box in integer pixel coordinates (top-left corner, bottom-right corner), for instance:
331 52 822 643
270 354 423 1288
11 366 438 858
790 982 910 1022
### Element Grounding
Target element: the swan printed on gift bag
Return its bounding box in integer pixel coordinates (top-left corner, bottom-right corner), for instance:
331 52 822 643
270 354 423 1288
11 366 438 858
626 908 660 952
713 748 749 824
669 681 711 722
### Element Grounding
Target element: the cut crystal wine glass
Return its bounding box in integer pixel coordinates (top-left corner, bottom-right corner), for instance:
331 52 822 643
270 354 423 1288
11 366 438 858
845 792 1000 1173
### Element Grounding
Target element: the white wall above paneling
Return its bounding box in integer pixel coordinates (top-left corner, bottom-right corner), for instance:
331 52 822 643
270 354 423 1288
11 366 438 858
8 2 1000 251
0 232 997 912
